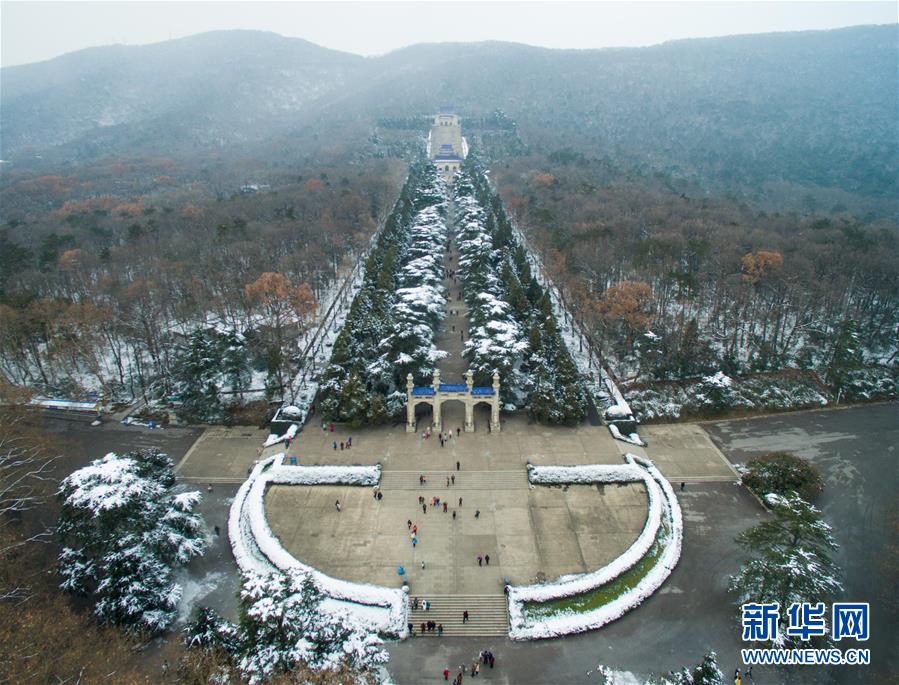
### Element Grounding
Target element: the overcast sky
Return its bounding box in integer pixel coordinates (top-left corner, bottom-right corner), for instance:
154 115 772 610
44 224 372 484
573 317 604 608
2 1 896 68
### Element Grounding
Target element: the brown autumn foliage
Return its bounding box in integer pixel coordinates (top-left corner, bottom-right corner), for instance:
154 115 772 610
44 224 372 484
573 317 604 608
595 281 655 339
741 249 784 284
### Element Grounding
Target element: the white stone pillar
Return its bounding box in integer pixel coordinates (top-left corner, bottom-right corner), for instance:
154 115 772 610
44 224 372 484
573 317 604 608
464 369 475 432
491 371 501 433
432 370 441 431
406 373 416 433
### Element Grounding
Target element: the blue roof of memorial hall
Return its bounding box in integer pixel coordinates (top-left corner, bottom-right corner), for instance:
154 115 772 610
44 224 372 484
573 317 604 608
411 387 436 396
439 383 468 393
472 387 495 395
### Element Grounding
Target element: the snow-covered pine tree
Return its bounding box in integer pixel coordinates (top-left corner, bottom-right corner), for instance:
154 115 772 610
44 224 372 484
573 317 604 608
171 327 226 422
729 492 843 647
221 329 250 401
644 650 724 684
236 569 388 684
57 449 206 634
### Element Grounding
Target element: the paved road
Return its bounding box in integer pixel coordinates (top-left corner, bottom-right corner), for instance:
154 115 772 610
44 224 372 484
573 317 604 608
704 402 899 684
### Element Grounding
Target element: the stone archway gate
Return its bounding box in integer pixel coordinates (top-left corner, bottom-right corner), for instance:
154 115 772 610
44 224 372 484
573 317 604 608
406 369 501 433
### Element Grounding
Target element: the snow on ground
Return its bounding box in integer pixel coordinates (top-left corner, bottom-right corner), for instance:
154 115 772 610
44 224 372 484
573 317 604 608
228 455 407 636
263 423 298 448
174 569 228 625
509 455 682 640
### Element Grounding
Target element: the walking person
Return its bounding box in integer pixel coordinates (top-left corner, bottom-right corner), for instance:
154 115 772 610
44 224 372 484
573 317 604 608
214 525 220 536
462 610 469 623
452 510 457 520
438 623 444 636
446 476 450 487
475 509 480 519
335 500 341 512
456 461 460 471
423 503 427 514
443 668 450 681
477 555 483 566
485 554 490 565
443 501 448 512
457 427 460 437
451 474 455 484
459 497 463 507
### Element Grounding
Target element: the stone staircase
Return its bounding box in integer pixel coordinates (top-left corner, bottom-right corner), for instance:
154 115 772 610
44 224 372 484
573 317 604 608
379 470 526 491
408 594 509 637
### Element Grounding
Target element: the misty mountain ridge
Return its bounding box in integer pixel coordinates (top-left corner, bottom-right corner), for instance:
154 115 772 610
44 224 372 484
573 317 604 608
1 25 896 204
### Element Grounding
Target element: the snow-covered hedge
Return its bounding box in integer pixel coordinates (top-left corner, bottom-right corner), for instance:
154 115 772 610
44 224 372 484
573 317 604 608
527 463 644 485
625 371 830 422
228 455 406 637
509 455 682 639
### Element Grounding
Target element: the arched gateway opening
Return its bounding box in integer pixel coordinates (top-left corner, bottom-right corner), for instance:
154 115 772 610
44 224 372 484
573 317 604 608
406 369 501 433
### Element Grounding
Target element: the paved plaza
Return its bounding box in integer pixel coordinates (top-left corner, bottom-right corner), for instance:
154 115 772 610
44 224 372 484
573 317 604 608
266 480 648 595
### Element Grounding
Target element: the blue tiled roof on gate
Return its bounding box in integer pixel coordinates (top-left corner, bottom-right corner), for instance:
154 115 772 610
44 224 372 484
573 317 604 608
411 387 436 396
439 383 468 393
471 386 495 395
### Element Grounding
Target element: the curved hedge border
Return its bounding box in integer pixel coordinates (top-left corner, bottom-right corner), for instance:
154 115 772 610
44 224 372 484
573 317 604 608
508 455 682 639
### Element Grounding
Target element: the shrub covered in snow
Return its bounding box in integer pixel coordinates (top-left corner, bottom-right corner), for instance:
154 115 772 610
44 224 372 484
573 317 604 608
183 570 387 684
626 370 830 422
741 451 824 501
837 365 898 402
57 449 207 634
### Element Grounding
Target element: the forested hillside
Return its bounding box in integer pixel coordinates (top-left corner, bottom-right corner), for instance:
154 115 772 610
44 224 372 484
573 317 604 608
3 25 896 215
492 154 898 418
1 24 896 413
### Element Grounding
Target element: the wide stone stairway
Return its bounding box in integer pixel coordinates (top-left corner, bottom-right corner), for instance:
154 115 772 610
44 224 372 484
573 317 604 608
408 594 509 637
378 469 526 490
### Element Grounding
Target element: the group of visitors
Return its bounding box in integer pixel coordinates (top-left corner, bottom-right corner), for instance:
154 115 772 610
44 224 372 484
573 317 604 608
331 435 352 450
443 651 496 683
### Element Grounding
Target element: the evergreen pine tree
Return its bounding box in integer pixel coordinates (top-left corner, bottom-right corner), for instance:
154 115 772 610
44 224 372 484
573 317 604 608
729 492 843 646
57 449 207 634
